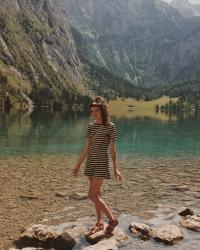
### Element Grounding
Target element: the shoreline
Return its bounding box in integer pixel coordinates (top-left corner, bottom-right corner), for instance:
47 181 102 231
1 154 200 249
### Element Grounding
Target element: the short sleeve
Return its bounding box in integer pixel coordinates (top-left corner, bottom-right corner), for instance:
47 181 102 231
85 124 91 138
108 123 117 141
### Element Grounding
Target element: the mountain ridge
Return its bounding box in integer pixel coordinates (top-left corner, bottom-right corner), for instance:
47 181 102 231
171 0 200 17
59 0 200 85
1 0 200 109
0 0 89 108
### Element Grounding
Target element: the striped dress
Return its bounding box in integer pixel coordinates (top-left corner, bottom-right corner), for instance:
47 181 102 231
84 121 117 179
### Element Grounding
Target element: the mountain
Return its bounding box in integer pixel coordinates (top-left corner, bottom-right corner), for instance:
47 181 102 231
171 0 200 17
1 0 200 109
59 0 200 85
0 0 89 109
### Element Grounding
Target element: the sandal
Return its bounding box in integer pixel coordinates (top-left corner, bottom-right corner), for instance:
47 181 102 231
87 222 104 236
105 219 118 234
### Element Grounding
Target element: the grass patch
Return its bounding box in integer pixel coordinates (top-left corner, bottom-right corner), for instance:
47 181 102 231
108 96 178 121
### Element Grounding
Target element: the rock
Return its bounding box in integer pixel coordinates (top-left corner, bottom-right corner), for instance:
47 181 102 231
41 219 48 223
20 195 38 200
129 222 152 240
13 224 76 250
85 225 128 246
112 227 129 246
172 185 190 192
52 215 64 220
179 208 194 217
63 206 75 211
69 192 88 200
180 215 200 232
10 248 43 250
85 228 109 245
68 224 90 238
152 224 184 245
193 193 200 199
55 191 68 197
83 236 118 250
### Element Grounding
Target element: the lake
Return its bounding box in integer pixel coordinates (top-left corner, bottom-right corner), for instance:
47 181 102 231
1 107 200 250
0 108 200 157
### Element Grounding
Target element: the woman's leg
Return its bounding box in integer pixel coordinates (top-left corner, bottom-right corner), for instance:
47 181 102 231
88 177 115 222
88 177 103 225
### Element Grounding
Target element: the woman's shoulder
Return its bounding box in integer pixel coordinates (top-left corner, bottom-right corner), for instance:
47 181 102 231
87 121 97 128
106 121 115 126
88 121 94 126
104 122 116 131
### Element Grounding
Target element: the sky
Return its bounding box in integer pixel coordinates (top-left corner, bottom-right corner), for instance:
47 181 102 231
191 0 200 3
163 0 200 4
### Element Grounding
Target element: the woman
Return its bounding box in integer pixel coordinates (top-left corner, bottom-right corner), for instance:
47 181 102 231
73 96 122 235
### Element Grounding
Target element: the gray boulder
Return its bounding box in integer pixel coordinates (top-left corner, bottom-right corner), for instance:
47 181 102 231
14 224 76 250
129 222 152 240
180 215 200 232
152 224 184 245
85 225 128 246
178 208 194 217
83 236 118 250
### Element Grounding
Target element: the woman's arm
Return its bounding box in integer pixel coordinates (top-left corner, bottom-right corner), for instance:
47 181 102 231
109 140 122 180
73 138 90 176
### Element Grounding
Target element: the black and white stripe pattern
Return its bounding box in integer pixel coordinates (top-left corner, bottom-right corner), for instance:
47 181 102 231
84 121 117 179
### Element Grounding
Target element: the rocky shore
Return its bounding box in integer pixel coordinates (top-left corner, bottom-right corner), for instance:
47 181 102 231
10 208 200 250
1 154 200 249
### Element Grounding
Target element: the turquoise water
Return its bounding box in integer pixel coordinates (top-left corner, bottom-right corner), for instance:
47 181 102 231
0 108 200 157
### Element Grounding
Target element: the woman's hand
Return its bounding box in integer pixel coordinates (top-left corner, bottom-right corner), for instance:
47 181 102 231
73 138 89 177
114 168 122 181
73 165 80 176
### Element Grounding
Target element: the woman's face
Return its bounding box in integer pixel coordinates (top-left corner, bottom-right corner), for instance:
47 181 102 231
90 106 102 120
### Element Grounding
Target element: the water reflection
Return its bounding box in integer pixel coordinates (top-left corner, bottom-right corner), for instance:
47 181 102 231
0 108 200 156
156 108 200 122
0 108 89 155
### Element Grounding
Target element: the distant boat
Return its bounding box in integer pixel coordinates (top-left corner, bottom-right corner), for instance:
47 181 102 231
127 104 134 111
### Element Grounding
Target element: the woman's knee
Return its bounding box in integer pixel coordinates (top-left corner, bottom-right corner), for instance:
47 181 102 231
88 190 94 201
88 191 100 202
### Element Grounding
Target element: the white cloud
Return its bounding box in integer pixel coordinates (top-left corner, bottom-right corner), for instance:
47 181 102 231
163 0 200 4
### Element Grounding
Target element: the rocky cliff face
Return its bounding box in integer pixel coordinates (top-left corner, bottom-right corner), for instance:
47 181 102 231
0 0 88 108
171 0 200 17
59 0 200 85
1 0 200 107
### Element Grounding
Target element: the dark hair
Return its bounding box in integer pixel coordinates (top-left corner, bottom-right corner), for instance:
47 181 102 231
89 96 111 125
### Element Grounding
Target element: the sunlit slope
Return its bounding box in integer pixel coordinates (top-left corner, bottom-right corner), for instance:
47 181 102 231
108 96 178 121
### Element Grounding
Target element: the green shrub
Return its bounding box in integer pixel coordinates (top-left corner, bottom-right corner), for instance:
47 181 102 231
17 12 33 33
0 72 7 85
